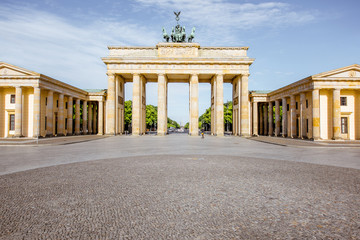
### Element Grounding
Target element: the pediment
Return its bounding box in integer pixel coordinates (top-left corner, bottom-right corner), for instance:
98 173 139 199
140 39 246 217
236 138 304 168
313 64 360 78
0 63 39 77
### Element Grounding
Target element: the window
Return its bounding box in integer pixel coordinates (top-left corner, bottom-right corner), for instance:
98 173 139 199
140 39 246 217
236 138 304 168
65 102 68 109
9 114 15 130
45 116 47 130
10 95 15 104
287 104 289 111
296 102 298 110
340 97 347 106
341 117 348 134
306 119 309 133
45 97 47 106
306 100 308 108
65 118 67 130
56 100 59 108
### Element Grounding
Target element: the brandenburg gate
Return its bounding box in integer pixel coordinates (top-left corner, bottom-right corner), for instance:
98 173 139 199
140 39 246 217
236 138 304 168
102 13 254 136
102 42 254 136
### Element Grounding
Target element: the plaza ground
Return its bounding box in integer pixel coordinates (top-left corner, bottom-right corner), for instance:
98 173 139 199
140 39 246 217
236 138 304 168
0 135 359 239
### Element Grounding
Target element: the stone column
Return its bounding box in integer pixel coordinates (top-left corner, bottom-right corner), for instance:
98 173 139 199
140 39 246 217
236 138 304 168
57 94 65 136
215 74 224 136
67 96 73 135
253 102 258 136
75 99 80 135
14 87 23 137
240 74 250 136
82 100 87 134
275 100 280 137
106 73 116 135
33 87 41 138
189 74 199 136
263 103 268 136
88 102 93 134
93 103 97 134
332 88 342 140
46 90 53 137
98 100 104 135
259 103 263 135
300 93 306 139
157 74 167 136
211 78 215 135
290 95 297 138
282 97 287 137
268 101 273 136
132 74 141 135
312 89 320 140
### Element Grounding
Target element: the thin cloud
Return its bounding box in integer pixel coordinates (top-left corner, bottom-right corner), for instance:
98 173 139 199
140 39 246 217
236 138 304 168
0 4 158 88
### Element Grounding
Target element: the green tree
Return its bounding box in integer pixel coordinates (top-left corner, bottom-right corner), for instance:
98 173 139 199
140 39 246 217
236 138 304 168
146 105 157 129
167 117 180 128
124 100 132 130
184 122 189 129
199 107 211 130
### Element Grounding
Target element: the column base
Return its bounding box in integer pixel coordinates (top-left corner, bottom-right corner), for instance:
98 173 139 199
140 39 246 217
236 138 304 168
13 135 24 138
97 133 104 136
66 133 73 136
45 134 54 138
57 133 65 137
282 134 287 138
332 137 343 140
240 133 250 137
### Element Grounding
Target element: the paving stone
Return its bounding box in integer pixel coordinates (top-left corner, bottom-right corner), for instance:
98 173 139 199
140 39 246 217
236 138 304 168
0 155 359 239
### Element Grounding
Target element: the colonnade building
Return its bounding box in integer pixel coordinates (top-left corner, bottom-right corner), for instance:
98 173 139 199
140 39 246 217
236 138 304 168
250 64 360 140
0 62 106 138
1 43 359 141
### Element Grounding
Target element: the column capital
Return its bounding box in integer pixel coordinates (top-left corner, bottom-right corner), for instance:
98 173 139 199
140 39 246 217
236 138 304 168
241 73 250 77
106 72 115 77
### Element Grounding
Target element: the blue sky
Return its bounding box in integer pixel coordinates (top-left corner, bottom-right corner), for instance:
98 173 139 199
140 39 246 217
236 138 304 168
1 0 359 125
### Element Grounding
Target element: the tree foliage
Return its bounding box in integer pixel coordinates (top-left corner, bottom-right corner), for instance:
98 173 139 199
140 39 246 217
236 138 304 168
146 104 157 129
124 100 132 127
167 117 180 128
184 122 189 129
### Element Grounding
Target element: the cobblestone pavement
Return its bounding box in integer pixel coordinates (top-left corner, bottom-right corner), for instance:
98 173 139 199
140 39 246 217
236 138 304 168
0 135 108 146
248 136 360 147
0 155 359 239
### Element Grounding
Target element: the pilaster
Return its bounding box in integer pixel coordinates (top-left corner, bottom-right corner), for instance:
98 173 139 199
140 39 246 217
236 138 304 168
33 87 41 138
14 87 23 137
312 89 320 140
332 88 342 140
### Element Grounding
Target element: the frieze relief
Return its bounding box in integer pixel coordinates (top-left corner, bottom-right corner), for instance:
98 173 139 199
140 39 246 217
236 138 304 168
158 47 198 58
